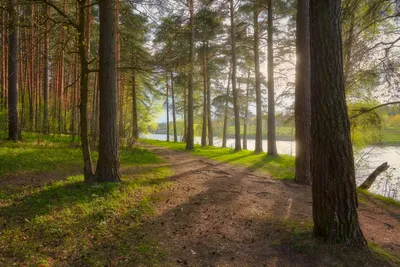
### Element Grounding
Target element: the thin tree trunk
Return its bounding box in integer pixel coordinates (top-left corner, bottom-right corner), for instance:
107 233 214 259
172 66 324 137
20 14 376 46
267 0 278 156
78 0 95 181
28 4 34 130
95 0 121 182
254 4 263 153
207 69 213 145
230 0 241 151
166 74 170 142
358 162 389 190
186 0 195 150
43 4 50 134
171 72 177 142
222 64 231 148
182 86 187 142
132 64 139 139
310 0 366 245
294 0 311 185
0 10 4 109
243 70 250 150
8 0 19 140
201 44 207 146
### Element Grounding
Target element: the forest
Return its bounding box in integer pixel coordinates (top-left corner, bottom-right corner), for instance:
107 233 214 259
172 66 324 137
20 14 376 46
0 0 400 266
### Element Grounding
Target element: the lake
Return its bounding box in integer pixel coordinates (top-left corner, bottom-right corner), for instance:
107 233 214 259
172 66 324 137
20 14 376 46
145 133 400 200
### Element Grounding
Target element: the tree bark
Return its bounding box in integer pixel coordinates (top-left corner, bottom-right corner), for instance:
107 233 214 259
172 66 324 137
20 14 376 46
358 162 389 190
95 0 121 182
207 71 213 146
182 86 187 142
8 0 19 141
294 0 311 185
132 65 139 139
186 0 195 150
201 44 207 146
310 0 366 245
222 64 231 148
78 0 95 181
230 0 241 151
267 0 277 156
171 72 177 142
166 74 170 142
243 70 250 150
0 10 4 109
43 4 50 135
253 3 263 153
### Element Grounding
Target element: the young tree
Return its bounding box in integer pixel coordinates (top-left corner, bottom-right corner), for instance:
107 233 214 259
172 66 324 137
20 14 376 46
253 1 263 153
230 0 241 151
222 64 231 148
43 3 50 134
310 0 366 245
267 0 277 155
171 72 177 142
95 0 121 182
294 0 311 185
186 0 195 150
8 0 19 141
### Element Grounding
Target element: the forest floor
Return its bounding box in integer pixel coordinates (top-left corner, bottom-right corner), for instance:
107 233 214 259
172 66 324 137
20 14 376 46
139 143 400 267
0 135 399 266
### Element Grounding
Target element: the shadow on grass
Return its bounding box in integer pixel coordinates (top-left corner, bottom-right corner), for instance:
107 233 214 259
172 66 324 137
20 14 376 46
72 162 397 267
0 176 120 226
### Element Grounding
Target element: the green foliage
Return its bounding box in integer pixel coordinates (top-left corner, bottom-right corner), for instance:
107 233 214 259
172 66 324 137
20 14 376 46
142 139 295 179
349 103 383 147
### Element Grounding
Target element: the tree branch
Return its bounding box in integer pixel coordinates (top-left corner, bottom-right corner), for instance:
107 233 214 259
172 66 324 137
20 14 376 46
351 101 400 119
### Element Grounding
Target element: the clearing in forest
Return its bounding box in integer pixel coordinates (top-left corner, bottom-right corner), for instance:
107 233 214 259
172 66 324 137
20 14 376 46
0 137 399 266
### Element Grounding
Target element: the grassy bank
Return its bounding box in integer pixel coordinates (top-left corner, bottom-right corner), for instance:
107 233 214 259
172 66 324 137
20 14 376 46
142 139 295 179
0 135 173 266
381 128 400 145
143 139 400 205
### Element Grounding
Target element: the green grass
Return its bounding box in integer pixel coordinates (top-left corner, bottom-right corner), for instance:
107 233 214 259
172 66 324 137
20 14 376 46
358 189 400 207
142 139 295 179
0 136 173 266
0 133 161 177
225 125 294 140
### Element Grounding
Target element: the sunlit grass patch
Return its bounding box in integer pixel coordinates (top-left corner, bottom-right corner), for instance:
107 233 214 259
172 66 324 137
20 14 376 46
0 137 173 266
0 168 172 266
142 139 295 179
358 188 400 207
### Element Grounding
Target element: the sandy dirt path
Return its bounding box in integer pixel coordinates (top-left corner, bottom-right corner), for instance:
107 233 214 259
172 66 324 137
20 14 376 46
140 146 400 267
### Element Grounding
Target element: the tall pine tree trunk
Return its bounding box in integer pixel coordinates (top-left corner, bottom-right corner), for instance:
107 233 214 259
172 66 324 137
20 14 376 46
95 0 121 182
254 5 263 153
78 0 95 181
310 0 366 245
8 0 19 141
0 10 4 109
230 0 241 151
294 0 311 185
43 4 49 134
186 0 195 150
267 0 277 156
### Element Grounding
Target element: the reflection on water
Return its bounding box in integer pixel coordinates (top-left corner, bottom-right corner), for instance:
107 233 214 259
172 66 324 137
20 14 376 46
145 134 400 200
